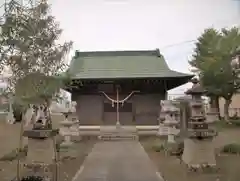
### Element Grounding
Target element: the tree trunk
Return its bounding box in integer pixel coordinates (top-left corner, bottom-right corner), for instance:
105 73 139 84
210 96 221 120
224 99 232 123
216 98 221 120
17 108 27 181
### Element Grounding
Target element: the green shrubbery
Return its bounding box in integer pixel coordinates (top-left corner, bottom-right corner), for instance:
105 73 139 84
229 120 240 127
221 143 240 154
151 141 184 156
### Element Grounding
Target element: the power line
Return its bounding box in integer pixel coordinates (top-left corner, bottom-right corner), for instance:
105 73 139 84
160 40 196 50
160 16 240 50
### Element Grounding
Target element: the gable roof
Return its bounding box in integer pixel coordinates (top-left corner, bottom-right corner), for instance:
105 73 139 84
68 49 193 80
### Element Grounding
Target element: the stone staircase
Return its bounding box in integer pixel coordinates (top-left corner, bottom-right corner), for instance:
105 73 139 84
99 126 138 141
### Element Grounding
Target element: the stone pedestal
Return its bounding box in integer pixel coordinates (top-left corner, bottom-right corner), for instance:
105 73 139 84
206 111 219 123
167 127 180 143
70 121 81 142
60 120 75 146
50 113 65 129
7 111 15 124
165 122 179 143
167 134 175 143
182 138 216 168
23 129 58 164
27 137 55 164
23 129 58 180
157 124 168 136
158 100 180 142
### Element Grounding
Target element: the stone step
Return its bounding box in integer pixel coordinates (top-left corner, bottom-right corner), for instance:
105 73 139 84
99 132 138 141
99 135 138 141
100 133 137 136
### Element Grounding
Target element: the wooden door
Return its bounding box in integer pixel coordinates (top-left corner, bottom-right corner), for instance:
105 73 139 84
103 101 134 125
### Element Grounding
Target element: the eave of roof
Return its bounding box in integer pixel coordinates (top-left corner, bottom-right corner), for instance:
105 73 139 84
68 49 193 81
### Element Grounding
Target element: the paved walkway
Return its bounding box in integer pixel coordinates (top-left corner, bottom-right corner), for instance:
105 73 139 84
72 141 164 181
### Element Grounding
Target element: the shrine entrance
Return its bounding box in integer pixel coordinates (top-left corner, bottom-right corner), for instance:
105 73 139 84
100 85 139 126
103 101 134 125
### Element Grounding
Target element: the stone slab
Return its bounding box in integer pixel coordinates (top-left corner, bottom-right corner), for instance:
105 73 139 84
73 141 164 181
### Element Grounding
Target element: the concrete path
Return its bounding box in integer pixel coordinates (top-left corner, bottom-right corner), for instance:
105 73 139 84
72 141 164 181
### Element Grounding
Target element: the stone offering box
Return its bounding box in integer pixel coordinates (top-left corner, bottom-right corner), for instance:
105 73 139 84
23 129 59 139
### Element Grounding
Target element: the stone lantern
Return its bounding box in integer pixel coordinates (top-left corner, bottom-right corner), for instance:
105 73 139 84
181 79 217 169
158 100 180 143
60 101 80 147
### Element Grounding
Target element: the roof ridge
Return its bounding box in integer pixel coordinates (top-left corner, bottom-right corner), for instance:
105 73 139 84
74 49 162 58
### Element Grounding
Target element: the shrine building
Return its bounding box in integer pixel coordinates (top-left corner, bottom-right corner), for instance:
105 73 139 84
65 49 193 125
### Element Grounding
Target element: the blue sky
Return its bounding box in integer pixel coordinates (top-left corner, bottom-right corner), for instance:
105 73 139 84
1 0 239 94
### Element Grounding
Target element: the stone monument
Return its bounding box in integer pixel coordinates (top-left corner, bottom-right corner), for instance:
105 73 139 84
158 100 180 142
181 79 217 169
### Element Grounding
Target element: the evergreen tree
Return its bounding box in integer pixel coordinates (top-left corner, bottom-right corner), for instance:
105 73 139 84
189 27 240 120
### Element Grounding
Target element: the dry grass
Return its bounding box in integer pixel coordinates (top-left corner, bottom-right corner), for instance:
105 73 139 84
141 128 240 181
58 138 96 181
0 122 96 181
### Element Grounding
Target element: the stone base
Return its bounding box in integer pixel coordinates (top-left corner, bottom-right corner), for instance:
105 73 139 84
99 126 138 141
206 112 219 123
167 134 175 143
71 135 82 142
182 138 216 168
26 138 55 164
51 113 65 129
60 135 73 147
23 163 56 181
157 125 168 136
60 141 73 147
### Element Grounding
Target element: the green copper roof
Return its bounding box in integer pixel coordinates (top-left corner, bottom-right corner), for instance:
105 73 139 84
68 49 193 79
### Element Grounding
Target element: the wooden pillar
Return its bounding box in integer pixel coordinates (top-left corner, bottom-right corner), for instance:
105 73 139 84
132 96 136 124
101 95 104 125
